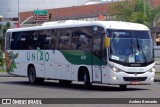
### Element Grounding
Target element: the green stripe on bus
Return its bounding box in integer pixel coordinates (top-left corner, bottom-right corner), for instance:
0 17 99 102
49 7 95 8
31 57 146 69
60 50 106 65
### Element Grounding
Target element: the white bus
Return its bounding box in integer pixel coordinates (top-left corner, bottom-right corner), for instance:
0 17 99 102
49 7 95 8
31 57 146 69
5 20 155 89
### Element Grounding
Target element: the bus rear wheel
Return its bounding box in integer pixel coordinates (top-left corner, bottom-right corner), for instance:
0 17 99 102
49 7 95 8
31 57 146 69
28 67 37 85
84 71 91 89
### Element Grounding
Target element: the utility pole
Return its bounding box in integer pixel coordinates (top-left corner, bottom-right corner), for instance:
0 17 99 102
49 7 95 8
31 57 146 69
17 0 20 28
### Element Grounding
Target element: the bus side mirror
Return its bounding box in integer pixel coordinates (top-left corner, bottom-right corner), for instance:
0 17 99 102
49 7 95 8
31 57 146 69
105 37 110 48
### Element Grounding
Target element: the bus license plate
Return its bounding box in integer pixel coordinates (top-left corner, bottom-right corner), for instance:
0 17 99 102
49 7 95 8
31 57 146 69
131 81 139 84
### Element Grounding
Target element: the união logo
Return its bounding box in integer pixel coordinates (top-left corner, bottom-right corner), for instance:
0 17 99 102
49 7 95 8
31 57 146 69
27 47 49 61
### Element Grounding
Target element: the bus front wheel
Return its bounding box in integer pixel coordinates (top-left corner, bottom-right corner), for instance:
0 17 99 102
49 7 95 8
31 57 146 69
84 71 91 89
28 67 37 85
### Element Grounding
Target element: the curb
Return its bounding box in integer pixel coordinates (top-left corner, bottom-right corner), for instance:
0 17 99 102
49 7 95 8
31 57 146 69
0 72 15 77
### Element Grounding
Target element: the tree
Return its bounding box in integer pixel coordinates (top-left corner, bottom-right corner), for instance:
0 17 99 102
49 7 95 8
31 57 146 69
0 22 10 68
0 22 10 51
108 0 160 28
0 49 4 68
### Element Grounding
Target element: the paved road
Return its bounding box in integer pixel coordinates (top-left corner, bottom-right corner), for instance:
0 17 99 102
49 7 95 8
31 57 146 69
0 77 160 107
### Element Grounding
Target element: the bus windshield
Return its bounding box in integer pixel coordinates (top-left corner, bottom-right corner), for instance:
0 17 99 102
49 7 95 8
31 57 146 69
107 29 154 64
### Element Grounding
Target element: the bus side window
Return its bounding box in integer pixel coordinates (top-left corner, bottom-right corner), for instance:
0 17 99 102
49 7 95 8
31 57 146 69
93 26 107 62
78 35 92 51
71 31 80 50
93 36 101 57
38 30 46 49
58 29 71 50
28 31 35 50
11 32 21 50
76 27 92 51
44 29 57 50
17 32 28 50
6 32 10 50
49 29 57 49
32 31 39 49
43 30 52 49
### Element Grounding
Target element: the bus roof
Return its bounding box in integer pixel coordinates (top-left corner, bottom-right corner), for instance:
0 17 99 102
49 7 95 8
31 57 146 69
7 20 149 32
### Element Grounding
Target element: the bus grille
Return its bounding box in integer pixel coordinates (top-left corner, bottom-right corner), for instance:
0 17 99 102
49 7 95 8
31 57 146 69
125 72 145 74
123 77 147 81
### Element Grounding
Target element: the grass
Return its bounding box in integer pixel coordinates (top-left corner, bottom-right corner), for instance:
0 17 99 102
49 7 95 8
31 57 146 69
155 72 160 76
0 69 6 72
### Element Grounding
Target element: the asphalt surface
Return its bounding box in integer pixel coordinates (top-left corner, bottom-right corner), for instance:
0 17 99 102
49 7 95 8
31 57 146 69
0 76 160 98
0 77 160 107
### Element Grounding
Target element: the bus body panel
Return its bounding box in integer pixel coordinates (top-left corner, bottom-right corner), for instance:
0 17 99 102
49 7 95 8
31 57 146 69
44 50 56 79
5 20 155 87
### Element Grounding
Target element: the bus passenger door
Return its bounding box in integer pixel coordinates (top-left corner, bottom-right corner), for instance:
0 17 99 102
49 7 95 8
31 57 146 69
92 36 102 82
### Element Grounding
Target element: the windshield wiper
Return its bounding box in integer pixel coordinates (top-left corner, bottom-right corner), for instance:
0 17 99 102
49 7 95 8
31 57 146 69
130 39 134 55
136 38 147 63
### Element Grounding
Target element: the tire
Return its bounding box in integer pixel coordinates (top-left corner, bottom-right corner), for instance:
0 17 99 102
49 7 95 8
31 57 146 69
84 71 91 89
119 85 127 90
28 67 37 85
59 80 72 86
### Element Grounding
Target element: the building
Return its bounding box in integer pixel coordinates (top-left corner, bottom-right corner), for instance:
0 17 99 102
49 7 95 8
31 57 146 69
0 0 89 27
20 0 160 23
20 3 110 22
0 0 122 20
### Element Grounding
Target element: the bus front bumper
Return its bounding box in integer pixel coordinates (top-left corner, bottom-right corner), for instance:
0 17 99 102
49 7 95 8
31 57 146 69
107 71 155 85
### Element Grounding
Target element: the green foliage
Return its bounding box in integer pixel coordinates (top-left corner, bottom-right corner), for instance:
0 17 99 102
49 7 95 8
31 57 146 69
108 0 160 28
0 22 10 67
0 24 2 30
0 22 10 51
155 72 160 76
0 69 6 72
0 49 4 68
108 0 134 21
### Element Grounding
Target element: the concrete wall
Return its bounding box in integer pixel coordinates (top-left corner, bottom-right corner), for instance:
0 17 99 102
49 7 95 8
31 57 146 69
154 46 160 72
154 46 160 58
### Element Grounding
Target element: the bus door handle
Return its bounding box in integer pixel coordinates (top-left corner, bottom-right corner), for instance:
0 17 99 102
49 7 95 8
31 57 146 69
58 65 61 66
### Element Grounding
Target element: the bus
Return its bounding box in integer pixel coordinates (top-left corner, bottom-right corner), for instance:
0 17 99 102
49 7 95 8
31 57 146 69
5 20 155 89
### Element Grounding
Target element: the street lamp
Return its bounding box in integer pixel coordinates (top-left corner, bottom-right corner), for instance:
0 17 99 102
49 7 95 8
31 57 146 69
20 16 33 26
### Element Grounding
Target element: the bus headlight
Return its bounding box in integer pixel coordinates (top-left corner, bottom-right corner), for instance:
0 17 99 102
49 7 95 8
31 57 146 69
147 67 155 72
151 67 155 72
109 65 121 73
